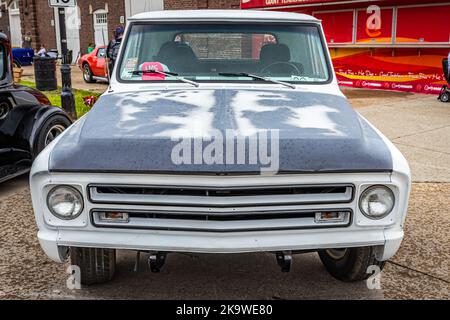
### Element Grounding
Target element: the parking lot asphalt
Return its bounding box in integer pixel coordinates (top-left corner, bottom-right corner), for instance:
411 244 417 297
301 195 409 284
0 88 449 299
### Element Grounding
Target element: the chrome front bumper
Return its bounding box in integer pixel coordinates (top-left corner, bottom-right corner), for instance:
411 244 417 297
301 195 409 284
31 172 410 263
38 226 404 263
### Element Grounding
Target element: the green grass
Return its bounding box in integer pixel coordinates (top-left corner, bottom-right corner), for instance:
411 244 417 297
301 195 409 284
20 80 102 117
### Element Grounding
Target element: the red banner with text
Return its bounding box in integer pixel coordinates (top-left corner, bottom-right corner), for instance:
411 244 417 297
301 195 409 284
332 48 448 94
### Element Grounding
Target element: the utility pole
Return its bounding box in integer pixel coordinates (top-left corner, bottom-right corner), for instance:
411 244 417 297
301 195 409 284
58 7 69 64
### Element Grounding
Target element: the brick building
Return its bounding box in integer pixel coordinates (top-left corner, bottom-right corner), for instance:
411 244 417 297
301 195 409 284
8 0 237 63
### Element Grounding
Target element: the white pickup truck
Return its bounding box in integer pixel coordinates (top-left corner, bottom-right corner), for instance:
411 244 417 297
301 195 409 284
30 10 411 285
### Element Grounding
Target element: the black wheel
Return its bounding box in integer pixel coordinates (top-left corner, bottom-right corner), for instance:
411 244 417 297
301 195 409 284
35 114 71 156
440 92 450 102
83 63 94 83
0 96 12 120
70 247 116 285
318 246 385 282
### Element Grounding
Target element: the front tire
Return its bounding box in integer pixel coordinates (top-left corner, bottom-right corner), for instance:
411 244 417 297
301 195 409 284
439 92 450 102
318 246 385 282
70 247 116 285
83 63 95 83
34 114 71 156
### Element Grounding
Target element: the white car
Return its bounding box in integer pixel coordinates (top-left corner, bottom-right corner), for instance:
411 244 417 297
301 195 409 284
30 10 410 285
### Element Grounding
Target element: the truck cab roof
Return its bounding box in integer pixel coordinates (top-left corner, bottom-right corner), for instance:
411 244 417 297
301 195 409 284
129 9 319 23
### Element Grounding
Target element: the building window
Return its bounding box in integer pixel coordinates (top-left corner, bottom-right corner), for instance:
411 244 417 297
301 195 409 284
95 13 108 25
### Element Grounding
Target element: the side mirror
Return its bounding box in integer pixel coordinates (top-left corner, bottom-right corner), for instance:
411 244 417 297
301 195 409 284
443 58 450 83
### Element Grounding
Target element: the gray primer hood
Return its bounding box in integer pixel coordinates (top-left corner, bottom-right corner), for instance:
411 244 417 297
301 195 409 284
49 89 392 174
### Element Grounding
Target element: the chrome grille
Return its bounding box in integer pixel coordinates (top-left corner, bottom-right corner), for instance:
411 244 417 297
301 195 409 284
89 184 353 207
88 184 354 232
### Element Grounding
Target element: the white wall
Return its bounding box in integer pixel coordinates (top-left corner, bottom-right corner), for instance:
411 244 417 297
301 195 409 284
8 1 22 47
125 0 164 20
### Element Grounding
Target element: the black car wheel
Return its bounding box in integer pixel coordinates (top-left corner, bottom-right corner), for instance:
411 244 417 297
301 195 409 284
440 92 450 102
83 63 94 83
70 247 116 285
0 96 12 120
35 114 71 156
318 246 385 282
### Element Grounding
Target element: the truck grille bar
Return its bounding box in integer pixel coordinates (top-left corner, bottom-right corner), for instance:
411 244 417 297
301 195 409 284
91 209 352 232
88 184 354 207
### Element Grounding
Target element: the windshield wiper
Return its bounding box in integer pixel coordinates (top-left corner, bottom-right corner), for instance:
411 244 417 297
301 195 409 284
132 69 199 87
218 72 295 89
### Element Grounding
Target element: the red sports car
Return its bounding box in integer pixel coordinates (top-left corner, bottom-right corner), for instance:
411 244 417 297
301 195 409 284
77 46 108 83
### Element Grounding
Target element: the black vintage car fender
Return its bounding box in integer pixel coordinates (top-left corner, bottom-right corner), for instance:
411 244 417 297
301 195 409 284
0 33 72 183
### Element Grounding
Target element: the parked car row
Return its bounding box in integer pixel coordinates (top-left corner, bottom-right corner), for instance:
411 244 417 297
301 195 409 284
10 43 109 84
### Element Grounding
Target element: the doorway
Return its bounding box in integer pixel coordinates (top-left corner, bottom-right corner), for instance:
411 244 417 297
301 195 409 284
8 0 22 47
65 6 81 64
53 6 81 64
93 10 109 46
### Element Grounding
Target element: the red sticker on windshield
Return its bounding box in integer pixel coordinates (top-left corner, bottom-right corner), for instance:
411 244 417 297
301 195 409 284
141 62 165 80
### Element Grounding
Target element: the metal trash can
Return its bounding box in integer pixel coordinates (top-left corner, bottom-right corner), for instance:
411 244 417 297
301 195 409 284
33 56 57 91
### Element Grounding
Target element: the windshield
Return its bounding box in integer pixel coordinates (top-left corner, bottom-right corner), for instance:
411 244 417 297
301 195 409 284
118 23 330 84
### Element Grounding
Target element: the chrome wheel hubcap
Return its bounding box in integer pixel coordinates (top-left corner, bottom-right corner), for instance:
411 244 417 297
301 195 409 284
45 124 65 146
84 66 90 80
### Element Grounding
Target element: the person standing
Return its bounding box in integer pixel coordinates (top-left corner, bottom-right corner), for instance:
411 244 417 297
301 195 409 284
23 32 32 49
106 26 124 79
87 43 96 54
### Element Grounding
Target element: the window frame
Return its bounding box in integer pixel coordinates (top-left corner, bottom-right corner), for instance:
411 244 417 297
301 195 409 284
116 21 333 85
97 47 106 58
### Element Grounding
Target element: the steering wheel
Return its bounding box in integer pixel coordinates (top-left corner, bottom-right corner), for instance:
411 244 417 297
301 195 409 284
260 62 301 75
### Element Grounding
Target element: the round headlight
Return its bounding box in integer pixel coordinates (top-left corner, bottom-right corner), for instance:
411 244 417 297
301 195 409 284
359 185 395 219
47 186 84 219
